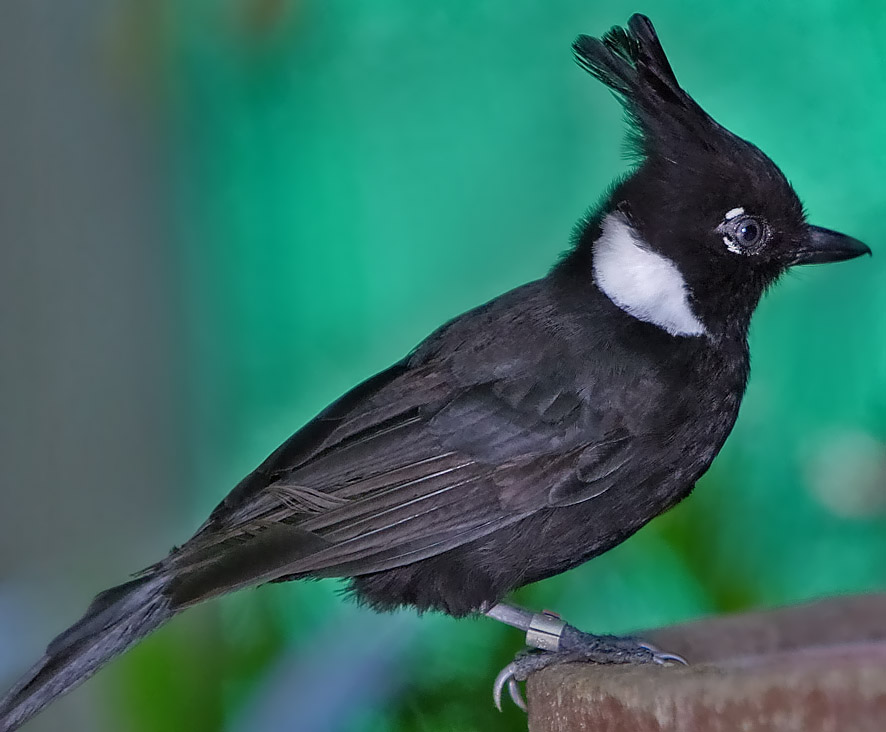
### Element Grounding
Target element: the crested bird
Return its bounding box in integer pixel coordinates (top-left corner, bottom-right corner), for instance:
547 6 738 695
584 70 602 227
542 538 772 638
0 13 871 729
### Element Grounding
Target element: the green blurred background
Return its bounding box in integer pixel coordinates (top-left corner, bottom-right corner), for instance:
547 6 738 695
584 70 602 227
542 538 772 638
1 1 884 730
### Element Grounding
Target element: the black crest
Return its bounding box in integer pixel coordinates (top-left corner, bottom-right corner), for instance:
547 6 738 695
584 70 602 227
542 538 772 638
573 14 731 161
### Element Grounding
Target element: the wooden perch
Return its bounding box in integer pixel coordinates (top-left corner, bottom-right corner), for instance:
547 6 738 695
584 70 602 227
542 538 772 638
527 594 886 732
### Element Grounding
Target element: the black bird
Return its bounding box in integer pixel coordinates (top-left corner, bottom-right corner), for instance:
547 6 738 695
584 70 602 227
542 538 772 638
0 13 871 730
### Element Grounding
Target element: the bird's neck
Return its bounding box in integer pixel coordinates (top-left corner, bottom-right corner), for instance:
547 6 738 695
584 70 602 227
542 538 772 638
589 212 709 338
557 211 760 344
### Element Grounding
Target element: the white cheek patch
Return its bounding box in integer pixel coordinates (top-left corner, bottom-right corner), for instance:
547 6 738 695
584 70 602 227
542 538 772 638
592 213 708 338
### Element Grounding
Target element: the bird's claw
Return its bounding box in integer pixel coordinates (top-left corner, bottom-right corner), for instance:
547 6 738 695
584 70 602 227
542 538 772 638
492 632 688 712
492 649 576 712
637 640 688 666
492 662 527 712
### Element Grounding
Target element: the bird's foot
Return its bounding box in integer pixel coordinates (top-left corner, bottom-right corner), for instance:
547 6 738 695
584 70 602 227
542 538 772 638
492 613 687 711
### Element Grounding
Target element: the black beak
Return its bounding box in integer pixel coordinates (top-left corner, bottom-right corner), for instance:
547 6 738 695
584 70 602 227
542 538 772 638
791 225 871 265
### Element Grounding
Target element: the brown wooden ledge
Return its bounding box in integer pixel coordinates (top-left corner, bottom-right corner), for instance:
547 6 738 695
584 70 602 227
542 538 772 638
527 594 886 732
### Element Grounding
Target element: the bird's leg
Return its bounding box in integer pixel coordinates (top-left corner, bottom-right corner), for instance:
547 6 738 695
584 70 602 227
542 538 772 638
484 602 687 711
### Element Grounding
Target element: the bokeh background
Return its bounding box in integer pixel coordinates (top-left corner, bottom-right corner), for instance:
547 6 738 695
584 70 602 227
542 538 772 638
1 1 885 730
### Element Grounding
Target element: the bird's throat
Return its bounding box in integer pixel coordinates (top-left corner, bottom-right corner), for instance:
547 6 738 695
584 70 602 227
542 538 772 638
592 213 708 338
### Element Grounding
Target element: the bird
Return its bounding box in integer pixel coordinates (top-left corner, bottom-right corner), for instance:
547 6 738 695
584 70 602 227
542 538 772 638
0 13 871 731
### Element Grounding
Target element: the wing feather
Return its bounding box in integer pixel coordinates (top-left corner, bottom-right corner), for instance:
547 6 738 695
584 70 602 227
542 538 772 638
168 283 657 603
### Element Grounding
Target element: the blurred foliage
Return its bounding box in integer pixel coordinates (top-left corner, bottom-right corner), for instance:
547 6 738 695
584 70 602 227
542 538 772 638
100 0 886 730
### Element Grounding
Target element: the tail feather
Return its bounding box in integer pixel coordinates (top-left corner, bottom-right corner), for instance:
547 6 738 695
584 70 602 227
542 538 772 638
0 575 173 732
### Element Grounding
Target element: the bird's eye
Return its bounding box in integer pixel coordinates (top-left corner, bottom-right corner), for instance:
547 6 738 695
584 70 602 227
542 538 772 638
736 218 763 247
718 214 769 254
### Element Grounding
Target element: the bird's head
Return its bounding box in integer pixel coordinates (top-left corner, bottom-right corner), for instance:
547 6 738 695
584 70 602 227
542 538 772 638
564 14 870 340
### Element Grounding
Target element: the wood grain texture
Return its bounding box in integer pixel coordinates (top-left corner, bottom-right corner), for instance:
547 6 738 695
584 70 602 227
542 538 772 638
528 594 886 732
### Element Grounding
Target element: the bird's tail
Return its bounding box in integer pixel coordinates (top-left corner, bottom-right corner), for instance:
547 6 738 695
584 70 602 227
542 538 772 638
0 573 173 732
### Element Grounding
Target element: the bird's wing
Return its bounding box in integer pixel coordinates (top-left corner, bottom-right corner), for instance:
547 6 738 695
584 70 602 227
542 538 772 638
166 288 657 604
